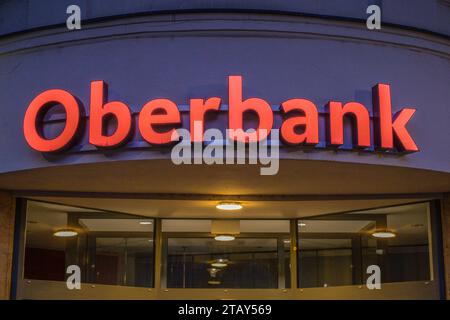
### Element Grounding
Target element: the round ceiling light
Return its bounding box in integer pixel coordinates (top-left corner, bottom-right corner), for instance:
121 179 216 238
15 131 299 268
216 202 243 211
211 259 229 268
371 230 396 238
139 221 152 225
53 229 78 237
214 234 235 241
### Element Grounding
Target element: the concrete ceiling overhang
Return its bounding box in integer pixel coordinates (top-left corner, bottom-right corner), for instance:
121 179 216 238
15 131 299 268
0 159 448 196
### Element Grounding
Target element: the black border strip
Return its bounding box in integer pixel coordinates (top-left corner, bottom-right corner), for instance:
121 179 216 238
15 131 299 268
9 198 26 300
11 190 441 201
430 199 447 299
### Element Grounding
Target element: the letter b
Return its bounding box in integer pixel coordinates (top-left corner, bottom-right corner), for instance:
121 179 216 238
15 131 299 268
228 76 273 142
89 81 132 148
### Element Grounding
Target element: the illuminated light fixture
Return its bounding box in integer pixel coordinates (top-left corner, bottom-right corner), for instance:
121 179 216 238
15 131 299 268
214 234 235 241
371 230 396 238
208 280 221 285
216 202 243 211
139 221 152 225
53 229 78 237
208 268 220 276
298 222 307 227
283 239 291 244
211 259 229 268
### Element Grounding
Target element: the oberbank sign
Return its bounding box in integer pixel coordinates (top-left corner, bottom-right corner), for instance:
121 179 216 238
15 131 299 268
23 76 419 161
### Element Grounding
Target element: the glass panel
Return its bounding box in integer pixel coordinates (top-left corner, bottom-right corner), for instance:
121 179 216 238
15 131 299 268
298 202 432 288
298 239 352 288
166 238 279 288
92 237 153 287
163 219 290 288
24 201 154 288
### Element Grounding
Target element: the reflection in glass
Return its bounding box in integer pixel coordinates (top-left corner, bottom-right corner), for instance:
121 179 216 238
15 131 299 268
298 202 431 288
166 237 282 288
24 201 154 288
163 219 291 289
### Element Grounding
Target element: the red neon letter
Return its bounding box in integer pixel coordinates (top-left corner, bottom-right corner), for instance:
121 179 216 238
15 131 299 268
23 89 80 152
373 84 418 152
190 97 221 142
139 99 181 145
328 101 371 148
89 81 132 148
280 99 319 145
228 76 273 142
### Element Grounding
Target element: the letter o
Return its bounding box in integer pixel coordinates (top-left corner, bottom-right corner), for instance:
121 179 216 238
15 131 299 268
23 89 80 152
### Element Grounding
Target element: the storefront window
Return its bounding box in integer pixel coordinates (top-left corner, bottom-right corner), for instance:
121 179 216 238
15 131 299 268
21 199 439 298
162 219 290 288
24 201 154 287
297 202 432 288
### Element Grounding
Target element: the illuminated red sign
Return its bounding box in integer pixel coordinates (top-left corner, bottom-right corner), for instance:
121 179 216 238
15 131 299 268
23 89 81 152
23 76 418 153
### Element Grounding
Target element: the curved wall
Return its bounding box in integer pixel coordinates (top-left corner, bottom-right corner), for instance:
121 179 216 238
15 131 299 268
0 4 449 180
1 0 449 37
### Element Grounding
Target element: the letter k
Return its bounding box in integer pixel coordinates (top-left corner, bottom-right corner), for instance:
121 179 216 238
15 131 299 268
373 83 418 152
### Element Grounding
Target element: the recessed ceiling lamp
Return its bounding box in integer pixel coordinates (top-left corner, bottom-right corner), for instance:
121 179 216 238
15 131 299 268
211 259 229 268
216 202 243 211
371 229 396 238
214 234 235 241
53 229 78 237
298 222 307 227
139 221 152 225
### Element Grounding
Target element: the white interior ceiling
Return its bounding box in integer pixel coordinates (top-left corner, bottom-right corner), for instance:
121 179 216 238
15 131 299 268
79 218 154 232
27 196 426 219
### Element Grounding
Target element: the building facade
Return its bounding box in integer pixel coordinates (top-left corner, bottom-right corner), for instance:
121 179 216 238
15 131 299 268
0 0 449 299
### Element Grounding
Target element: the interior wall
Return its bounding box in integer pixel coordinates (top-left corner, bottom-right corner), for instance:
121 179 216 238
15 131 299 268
0 191 15 299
